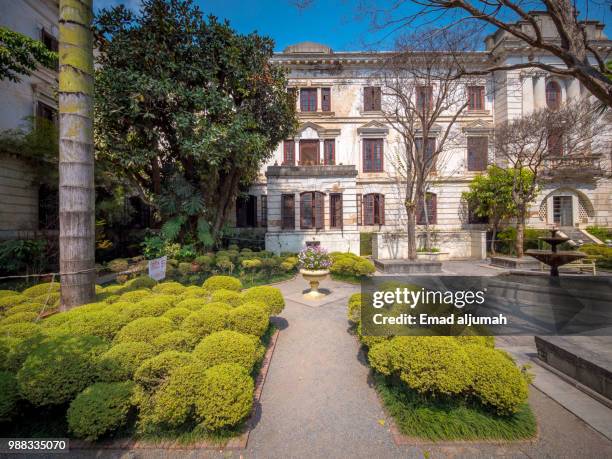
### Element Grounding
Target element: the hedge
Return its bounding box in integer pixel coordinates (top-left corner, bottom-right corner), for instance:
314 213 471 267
152 330 199 353
180 308 228 340
67 381 136 440
210 289 243 307
118 289 152 303
17 334 109 406
241 286 285 315
0 371 19 421
0 322 43 340
227 302 269 337
49 310 131 341
193 330 263 372
22 282 60 298
347 293 362 324
152 281 186 296
202 275 242 292
161 307 192 326
0 312 38 326
175 298 208 311
114 317 174 344
98 342 157 382
134 351 196 392
195 363 254 431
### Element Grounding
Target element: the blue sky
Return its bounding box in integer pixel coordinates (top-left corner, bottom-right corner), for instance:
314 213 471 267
94 0 612 52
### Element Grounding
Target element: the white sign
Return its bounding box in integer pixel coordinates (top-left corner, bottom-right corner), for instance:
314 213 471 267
148 256 167 281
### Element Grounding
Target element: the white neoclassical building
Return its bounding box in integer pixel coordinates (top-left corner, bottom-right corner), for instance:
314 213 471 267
234 13 611 259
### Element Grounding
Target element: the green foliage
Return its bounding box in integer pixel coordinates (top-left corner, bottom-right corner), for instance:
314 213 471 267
0 294 27 312
0 239 48 275
94 1 297 244
114 317 174 344
347 293 362 324
152 281 186 295
0 322 42 340
586 226 612 242
179 285 209 299
330 252 375 278
203 275 242 292
107 258 129 273
152 330 199 352
195 363 254 431
0 371 19 421
180 308 228 340
240 285 284 315
118 289 152 303
463 166 515 228
227 302 269 337
131 296 175 317
134 351 195 392
125 276 158 290
360 232 374 256
0 26 57 82
0 312 37 325
496 227 549 255
175 298 208 311
193 330 263 372
161 307 192 326
0 335 43 372
67 381 136 440
580 243 612 270
17 334 109 406
210 289 243 307
22 282 60 298
98 341 157 382
50 310 131 341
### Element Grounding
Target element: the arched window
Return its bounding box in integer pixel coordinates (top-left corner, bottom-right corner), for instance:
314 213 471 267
363 193 384 225
417 192 437 225
300 191 325 229
546 81 561 110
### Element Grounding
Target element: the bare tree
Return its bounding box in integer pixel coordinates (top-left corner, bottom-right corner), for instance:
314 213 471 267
379 29 480 259
494 99 606 257
59 0 96 308
361 0 612 107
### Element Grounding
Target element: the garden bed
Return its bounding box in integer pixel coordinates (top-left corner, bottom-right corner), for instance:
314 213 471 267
0 275 287 447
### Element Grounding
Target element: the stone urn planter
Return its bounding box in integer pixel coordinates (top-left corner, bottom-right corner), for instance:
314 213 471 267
300 269 330 299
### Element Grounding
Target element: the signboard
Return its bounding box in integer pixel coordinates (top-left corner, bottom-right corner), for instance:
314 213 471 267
148 256 167 281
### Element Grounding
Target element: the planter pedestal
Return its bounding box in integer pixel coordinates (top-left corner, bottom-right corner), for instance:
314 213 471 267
300 269 330 300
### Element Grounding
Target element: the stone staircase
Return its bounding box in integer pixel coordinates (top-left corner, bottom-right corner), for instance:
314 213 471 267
558 227 601 246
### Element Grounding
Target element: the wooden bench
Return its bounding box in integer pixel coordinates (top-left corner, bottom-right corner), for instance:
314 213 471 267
540 259 597 275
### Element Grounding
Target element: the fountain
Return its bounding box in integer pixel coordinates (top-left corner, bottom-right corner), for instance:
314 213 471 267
525 228 586 276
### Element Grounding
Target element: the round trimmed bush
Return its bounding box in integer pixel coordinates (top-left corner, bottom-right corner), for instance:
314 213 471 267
195 363 254 431
175 298 208 311
179 286 209 300
118 289 151 303
114 317 174 344
202 275 242 292
152 330 199 352
0 294 27 311
51 311 130 341
0 371 19 421
130 296 175 318
227 302 269 337
455 336 495 348
162 307 192 326
67 381 135 440
98 342 157 381
0 335 43 372
347 293 362 324
125 276 157 290
107 258 129 273
0 290 16 298
104 301 137 317
180 308 228 340
152 281 186 295
467 345 529 415
210 289 243 307
100 284 125 296
31 292 61 308
134 351 196 391
193 330 263 372
0 322 42 340
241 286 284 315
22 282 60 298
202 301 232 312
17 334 109 406
144 362 209 428
0 311 37 325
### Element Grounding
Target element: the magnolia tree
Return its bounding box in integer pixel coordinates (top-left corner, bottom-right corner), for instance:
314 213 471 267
379 29 483 259
494 99 607 257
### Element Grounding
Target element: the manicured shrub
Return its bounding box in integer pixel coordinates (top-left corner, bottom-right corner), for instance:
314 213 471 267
227 302 269 337
466 345 529 415
51 311 131 341
203 275 242 292
130 296 175 318
330 252 375 277
152 281 186 295
368 337 475 396
152 330 199 352
194 255 214 270
0 311 37 325
455 336 495 348
179 286 209 300
134 351 196 391
0 294 27 311
100 284 125 296
193 330 263 372
0 322 42 340
31 292 61 308
180 308 228 340
114 317 174 344
0 335 44 372
17 334 109 406
347 293 362 323
98 342 157 381
143 362 209 428
175 297 208 311
0 371 19 421
118 289 151 303
202 301 232 311
357 322 389 349
22 282 60 298
67 381 135 440
0 289 16 298
125 276 157 290
5 302 44 315
353 258 376 276
241 286 284 315
195 363 254 431
211 289 243 307
103 301 136 317
162 307 192 326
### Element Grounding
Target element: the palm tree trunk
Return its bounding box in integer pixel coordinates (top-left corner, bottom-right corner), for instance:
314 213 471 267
58 0 95 309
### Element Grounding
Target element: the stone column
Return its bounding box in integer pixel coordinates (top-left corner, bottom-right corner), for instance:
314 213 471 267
522 74 534 116
319 139 324 165
534 75 547 110
567 78 581 102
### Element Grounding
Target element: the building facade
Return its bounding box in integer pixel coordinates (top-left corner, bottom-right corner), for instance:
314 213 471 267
238 15 611 258
0 0 59 240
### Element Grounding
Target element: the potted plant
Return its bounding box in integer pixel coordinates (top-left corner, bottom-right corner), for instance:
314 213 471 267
298 246 332 299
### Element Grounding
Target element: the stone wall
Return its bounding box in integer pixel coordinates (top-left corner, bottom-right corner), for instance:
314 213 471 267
372 230 487 260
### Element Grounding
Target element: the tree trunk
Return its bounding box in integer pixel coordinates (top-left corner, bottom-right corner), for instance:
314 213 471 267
211 166 239 241
406 204 417 260
490 223 497 256
515 218 525 258
58 0 95 309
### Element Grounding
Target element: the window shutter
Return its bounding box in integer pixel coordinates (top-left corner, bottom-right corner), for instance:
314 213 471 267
364 194 374 225
373 87 381 111
324 140 335 165
430 193 437 224
330 193 343 229
284 140 295 165
315 192 324 229
379 194 385 225
356 193 362 226
321 88 331 111
364 87 372 111
282 194 295 229
261 195 267 227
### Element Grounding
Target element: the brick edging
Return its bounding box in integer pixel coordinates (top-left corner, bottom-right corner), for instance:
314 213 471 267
71 328 281 451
